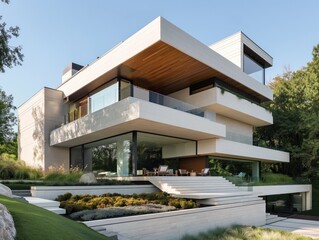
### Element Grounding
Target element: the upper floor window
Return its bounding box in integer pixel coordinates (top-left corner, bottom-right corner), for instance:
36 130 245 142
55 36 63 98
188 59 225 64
90 79 119 113
243 44 269 84
243 54 265 84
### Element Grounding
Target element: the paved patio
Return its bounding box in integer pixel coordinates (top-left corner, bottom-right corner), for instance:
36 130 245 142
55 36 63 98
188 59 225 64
263 217 319 239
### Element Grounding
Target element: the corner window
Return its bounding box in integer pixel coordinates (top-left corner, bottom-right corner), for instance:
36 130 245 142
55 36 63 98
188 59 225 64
243 54 265 84
243 45 266 85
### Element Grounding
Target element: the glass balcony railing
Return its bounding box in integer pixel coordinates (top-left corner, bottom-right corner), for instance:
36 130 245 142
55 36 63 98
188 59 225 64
59 84 215 128
148 90 206 118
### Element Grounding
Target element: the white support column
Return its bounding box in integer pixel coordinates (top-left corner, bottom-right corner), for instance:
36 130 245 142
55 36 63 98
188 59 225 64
252 161 260 181
305 189 312 211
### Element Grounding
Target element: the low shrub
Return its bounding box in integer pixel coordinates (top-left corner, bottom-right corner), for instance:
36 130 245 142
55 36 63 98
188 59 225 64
256 173 295 185
0 159 42 180
182 225 315 240
56 192 72 202
70 204 176 221
43 172 133 186
57 192 199 214
44 171 83 184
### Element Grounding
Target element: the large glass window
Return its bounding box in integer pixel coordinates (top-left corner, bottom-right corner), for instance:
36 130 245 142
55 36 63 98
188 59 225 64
243 54 265 84
70 132 197 176
89 79 119 113
70 133 132 176
208 157 260 182
137 132 196 174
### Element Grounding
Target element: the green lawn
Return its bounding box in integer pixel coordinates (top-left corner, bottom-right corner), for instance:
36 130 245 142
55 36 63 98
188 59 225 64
182 225 318 240
0 195 109 240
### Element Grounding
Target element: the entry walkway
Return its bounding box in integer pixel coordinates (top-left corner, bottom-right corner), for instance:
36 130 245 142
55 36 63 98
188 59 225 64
263 215 319 239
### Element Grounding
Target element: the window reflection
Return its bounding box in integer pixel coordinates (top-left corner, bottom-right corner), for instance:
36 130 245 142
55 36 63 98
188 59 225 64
243 54 265 84
89 80 119 113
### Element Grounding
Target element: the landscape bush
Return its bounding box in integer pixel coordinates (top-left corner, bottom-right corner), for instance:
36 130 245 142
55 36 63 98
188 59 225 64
182 225 315 240
0 159 42 180
43 171 133 186
57 192 198 214
70 204 176 221
257 173 295 185
44 171 83 184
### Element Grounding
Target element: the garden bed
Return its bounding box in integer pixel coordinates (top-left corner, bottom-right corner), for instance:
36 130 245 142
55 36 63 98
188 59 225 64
56 192 199 219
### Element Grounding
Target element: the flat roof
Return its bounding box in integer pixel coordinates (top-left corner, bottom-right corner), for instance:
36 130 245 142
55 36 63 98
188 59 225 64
58 17 273 102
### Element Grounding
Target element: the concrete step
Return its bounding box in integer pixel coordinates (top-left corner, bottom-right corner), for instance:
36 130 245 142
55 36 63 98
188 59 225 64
46 207 66 215
24 197 66 215
24 197 60 208
200 197 263 206
161 183 238 189
266 214 278 220
12 190 31 197
156 189 241 195
199 196 262 205
173 191 254 200
155 180 231 184
265 215 287 224
171 186 239 190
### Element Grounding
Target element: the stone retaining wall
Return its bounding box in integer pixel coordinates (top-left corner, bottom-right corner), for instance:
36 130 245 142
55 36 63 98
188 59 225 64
84 201 266 240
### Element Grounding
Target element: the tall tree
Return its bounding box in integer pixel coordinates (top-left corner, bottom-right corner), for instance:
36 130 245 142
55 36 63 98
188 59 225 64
254 44 319 180
0 88 16 144
0 0 23 72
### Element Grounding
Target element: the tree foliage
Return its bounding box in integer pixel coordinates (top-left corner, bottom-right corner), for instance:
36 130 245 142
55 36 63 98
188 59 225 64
254 44 319 180
0 88 16 145
0 0 23 72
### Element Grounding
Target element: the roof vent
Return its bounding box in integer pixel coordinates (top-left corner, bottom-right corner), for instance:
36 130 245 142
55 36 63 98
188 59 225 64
62 63 84 83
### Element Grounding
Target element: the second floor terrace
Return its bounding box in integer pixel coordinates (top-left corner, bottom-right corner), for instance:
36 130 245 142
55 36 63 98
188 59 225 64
50 77 226 147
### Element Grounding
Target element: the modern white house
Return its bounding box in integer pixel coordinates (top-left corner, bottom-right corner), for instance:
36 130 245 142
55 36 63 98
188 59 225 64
18 17 312 216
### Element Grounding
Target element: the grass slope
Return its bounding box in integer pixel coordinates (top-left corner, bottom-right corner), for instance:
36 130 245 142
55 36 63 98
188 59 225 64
0 195 108 240
182 225 318 240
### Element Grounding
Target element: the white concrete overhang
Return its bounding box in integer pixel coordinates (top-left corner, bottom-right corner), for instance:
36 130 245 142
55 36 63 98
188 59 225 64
203 88 273 126
57 17 272 102
197 138 289 163
239 185 312 197
50 97 226 147
171 87 273 127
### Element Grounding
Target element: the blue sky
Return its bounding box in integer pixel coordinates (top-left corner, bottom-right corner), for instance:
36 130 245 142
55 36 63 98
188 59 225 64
1 0 319 108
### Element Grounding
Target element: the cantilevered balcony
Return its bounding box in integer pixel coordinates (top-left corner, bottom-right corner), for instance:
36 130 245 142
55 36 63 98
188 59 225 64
50 94 226 147
197 138 289 163
170 87 273 127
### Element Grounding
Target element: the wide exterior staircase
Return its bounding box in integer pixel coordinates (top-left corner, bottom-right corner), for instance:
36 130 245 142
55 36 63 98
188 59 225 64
147 176 264 206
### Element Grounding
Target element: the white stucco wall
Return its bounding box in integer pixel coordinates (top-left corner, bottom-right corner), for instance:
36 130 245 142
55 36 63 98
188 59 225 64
210 32 273 69
216 114 253 144
170 87 272 127
84 201 266 240
210 32 242 68
18 89 46 170
198 138 289 163
18 88 69 172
